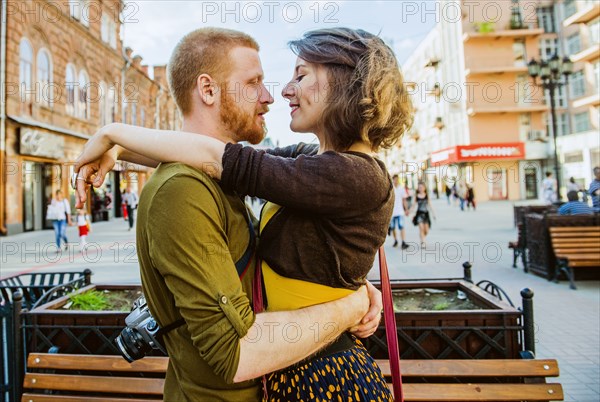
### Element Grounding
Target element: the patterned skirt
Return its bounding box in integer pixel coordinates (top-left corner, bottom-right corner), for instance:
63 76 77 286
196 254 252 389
264 336 393 402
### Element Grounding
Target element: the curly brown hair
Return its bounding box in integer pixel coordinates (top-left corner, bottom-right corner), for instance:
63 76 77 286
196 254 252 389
168 28 259 116
289 28 413 152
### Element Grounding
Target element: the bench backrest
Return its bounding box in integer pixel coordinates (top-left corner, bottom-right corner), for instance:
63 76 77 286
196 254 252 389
549 227 600 255
23 353 564 402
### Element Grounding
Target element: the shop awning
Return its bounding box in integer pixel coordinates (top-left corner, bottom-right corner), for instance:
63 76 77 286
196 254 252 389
430 142 525 166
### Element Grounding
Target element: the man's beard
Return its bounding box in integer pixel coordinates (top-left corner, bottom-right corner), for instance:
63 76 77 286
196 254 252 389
219 88 266 145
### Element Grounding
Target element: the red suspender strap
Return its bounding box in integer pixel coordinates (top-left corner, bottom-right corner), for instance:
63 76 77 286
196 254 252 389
252 258 269 399
379 246 404 401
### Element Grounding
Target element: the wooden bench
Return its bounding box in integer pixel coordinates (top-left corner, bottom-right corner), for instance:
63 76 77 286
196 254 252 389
22 353 563 401
549 226 600 289
509 222 527 270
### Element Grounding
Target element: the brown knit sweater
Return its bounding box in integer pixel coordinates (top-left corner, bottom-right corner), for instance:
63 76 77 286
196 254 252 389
220 143 394 290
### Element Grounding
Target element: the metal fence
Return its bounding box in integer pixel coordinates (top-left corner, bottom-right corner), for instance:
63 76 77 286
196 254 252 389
0 270 90 402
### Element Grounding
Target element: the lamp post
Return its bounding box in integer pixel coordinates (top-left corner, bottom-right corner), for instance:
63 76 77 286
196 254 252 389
527 54 573 202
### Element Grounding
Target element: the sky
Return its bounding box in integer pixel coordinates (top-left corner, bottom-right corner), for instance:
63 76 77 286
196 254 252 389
121 0 437 146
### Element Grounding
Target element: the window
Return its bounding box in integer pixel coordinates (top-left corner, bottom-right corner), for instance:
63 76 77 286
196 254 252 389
19 38 33 100
547 85 567 108
545 112 569 137
131 103 137 125
140 108 145 127
564 152 583 163
594 61 600 92
99 81 107 125
107 85 116 123
37 49 52 107
539 38 559 59
570 71 585 98
70 0 88 26
101 14 109 43
566 33 581 54
573 112 591 132
513 39 526 66
590 18 600 46
65 64 77 115
563 0 577 18
537 6 556 33
78 70 89 119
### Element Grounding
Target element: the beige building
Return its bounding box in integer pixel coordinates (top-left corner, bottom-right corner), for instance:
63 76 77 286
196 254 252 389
0 0 178 235
396 0 599 202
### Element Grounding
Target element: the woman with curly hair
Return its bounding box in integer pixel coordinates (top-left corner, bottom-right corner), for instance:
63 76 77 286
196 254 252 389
75 27 413 401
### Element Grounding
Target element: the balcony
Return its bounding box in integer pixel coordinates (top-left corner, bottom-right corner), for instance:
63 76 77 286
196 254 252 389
572 92 600 109
465 59 529 76
462 28 544 42
563 2 600 27
570 43 600 64
467 104 548 115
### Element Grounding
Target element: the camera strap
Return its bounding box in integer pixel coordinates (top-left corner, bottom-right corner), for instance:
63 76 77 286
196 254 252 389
159 204 256 337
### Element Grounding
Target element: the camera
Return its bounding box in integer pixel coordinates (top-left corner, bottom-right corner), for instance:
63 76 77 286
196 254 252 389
115 295 166 362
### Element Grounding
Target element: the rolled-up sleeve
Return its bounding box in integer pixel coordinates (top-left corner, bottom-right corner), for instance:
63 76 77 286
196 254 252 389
147 174 255 383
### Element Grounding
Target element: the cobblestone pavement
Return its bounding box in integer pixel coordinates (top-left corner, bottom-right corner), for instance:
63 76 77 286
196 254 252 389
2 199 598 401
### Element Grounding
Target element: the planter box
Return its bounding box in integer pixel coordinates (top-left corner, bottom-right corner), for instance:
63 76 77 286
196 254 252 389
23 284 146 355
365 280 523 359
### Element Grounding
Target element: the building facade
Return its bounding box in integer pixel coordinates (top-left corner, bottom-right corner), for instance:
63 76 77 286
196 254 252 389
0 0 178 235
396 0 599 202
558 0 600 189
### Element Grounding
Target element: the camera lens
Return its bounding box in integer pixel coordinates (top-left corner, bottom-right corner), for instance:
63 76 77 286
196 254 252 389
115 327 151 363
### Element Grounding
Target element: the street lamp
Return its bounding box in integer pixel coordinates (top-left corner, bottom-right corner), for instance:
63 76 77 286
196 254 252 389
527 54 573 202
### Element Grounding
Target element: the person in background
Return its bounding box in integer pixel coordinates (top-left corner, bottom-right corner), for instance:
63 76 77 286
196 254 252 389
49 190 72 250
444 183 451 205
76 209 91 252
390 174 409 249
542 171 556 204
566 177 580 193
588 167 600 211
410 181 436 248
558 191 594 216
466 184 476 211
457 181 467 211
122 184 138 231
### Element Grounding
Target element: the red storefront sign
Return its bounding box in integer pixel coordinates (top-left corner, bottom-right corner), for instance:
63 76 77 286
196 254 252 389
430 142 525 165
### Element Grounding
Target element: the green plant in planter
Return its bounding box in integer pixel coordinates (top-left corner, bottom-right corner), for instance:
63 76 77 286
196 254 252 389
433 302 450 311
474 22 495 33
69 290 108 311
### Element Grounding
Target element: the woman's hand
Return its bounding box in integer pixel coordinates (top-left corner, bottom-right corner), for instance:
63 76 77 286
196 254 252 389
74 151 118 208
349 281 382 338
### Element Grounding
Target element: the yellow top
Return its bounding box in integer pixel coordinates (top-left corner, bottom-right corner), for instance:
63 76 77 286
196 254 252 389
259 202 354 311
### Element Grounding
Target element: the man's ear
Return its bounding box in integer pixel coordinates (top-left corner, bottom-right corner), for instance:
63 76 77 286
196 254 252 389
196 74 219 106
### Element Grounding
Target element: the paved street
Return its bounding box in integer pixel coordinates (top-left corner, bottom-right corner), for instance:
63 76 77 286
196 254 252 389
1 199 598 401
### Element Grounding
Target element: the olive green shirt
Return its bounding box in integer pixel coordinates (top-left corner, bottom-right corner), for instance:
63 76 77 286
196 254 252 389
136 163 259 401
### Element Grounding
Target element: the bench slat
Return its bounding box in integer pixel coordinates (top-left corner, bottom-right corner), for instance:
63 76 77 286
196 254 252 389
375 359 560 377
395 383 564 401
550 227 600 233
23 373 164 396
27 353 168 373
554 249 599 254
21 394 160 402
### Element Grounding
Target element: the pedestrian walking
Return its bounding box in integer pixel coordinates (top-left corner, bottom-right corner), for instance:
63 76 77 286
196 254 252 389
46 190 72 250
390 175 409 249
444 183 451 205
122 184 138 231
457 181 467 211
466 184 476 210
542 171 556 204
76 209 91 251
410 181 436 248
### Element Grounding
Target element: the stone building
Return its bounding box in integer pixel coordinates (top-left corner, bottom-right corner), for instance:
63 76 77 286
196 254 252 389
0 0 178 234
